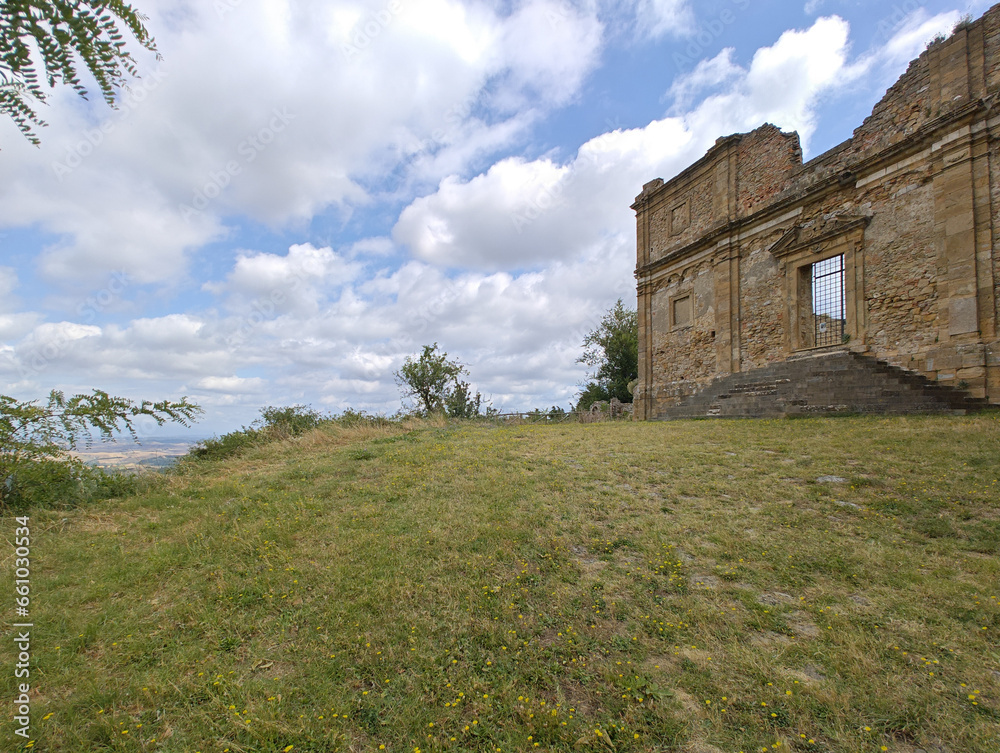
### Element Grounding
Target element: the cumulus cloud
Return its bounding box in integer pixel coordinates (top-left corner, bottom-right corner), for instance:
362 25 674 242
393 158 573 269
667 48 744 111
0 314 41 343
393 15 858 272
194 376 267 393
879 10 962 64
204 243 364 316
496 0 604 106
0 0 605 289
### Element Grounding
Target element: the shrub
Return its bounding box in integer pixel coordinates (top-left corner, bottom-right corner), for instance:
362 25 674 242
187 426 263 461
395 344 487 417
259 404 324 437
188 405 327 461
3 457 160 512
0 389 201 510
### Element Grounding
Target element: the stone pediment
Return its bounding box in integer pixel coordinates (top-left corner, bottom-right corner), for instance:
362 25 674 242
768 214 871 259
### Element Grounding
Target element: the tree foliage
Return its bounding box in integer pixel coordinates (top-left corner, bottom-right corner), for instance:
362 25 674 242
395 343 484 417
0 389 201 507
1 0 158 144
443 377 482 419
576 298 638 409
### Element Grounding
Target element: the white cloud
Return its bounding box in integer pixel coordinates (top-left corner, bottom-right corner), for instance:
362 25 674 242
194 376 267 393
393 157 573 269
497 0 604 106
25 322 103 347
0 314 41 343
634 0 695 39
122 315 205 349
348 237 396 258
667 48 743 111
880 10 961 65
0 0 605 288
204 243 364 317
393 15 858 272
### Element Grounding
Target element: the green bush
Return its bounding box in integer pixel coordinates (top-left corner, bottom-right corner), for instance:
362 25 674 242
335 409 395 427
2 457 158 512
259 405 324 437
188 405 327 461
187 426 263 461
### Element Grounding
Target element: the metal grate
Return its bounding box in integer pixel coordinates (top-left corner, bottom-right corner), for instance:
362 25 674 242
812 254 845 347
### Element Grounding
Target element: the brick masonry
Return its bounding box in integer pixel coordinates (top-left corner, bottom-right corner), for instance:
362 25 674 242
633 5 1000 420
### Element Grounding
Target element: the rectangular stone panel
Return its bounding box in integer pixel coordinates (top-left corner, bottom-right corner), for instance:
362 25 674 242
949 296 979 335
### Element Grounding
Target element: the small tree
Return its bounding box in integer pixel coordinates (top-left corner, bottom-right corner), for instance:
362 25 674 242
1 389 201 507
444 378 482 419
574 382 610 412
576 298 638 409
395 343 484 417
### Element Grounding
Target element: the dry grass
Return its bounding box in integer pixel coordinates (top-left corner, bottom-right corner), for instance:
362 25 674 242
1 414 998 752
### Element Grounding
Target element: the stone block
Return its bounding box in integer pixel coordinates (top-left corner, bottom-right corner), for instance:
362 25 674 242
957 366 986 380
959 345 985 367
949 297 979 335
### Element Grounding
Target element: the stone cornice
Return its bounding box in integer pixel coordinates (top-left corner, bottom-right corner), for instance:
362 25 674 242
635 101 992 280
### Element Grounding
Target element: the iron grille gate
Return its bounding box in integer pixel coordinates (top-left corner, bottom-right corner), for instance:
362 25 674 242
812 254 845 347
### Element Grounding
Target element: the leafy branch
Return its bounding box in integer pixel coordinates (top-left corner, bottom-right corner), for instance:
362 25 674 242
0 389 201 505
0 0 159 144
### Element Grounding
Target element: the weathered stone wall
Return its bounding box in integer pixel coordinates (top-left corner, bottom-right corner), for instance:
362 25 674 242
633 3 1000 420
647 173 715 264
736 125 802 216
860 182 940 367
650 260 717 399
850 53 933 157
738 240 784 371
986 10 1000 93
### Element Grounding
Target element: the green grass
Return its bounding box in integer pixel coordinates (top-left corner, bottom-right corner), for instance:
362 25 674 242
2 415 999 752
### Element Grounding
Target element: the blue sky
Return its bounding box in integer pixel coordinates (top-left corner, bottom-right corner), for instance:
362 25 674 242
0 0 990 438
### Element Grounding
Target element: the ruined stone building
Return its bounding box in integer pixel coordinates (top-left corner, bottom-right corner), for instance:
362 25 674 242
633 5 1000 419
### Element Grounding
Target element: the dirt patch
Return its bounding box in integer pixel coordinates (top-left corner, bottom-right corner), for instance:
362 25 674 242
570 545 606 572
886 742 951 753
678 647 713 666
73 512 131 534
783 663 827 684
688 574 720 589
683 743 726 753
672 687 704 714
557 680 599 716
643 655 677 672
787 612 820 638
537 628 561 648
750 631 791 647
758 591 794 606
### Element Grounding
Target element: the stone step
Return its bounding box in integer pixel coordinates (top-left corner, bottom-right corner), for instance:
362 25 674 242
655 350 993 420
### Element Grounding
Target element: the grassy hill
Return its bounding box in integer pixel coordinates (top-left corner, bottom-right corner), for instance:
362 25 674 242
2 415 999 752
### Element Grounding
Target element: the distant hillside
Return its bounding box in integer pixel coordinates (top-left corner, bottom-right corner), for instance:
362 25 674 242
70 437 196 469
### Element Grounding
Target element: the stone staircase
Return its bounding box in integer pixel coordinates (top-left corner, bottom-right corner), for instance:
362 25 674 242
655 349 991 420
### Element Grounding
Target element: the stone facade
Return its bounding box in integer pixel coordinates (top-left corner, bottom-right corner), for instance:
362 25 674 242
633 6 1000 420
